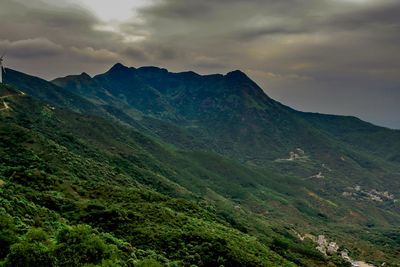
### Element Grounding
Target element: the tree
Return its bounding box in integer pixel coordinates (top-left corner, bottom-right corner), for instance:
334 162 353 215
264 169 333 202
4 228 55 267
0 212 17 258
54 224 120 266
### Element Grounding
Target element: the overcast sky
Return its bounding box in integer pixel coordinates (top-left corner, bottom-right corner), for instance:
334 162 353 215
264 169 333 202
1 0 399 128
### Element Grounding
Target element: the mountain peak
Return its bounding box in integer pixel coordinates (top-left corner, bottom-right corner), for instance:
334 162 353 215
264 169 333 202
80 72 91 78
225 70 249 79
109 63 131 72
51 72 92 84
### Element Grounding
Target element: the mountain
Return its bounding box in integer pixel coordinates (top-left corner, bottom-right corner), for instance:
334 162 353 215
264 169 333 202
54 64 400 190
54 64 400 165
1 65 400 266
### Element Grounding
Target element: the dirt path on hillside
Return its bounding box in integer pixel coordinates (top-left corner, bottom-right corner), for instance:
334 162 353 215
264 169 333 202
0 91 25 111
355 261 375 267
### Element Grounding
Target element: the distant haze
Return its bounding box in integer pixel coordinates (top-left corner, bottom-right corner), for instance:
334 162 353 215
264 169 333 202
1 0 399 128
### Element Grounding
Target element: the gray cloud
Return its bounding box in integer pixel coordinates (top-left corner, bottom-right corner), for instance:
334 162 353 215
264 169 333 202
327 1 400 30
0 38 63 58
70 47 119 63
0 0 399 128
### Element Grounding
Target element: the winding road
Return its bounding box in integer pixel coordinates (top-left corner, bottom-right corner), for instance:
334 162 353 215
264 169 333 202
0 91 25 111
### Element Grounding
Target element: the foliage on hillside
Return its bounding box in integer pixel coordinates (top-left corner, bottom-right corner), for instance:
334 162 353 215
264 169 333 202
2 62 400 267
0 85 304 266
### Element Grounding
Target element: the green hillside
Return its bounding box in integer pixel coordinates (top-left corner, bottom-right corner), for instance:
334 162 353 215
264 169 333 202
0 84 298 266
2 63 400 266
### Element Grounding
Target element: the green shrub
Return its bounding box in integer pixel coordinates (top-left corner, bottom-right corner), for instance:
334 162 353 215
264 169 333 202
4 229 54 267
0 212 17 258
54 224 121 266
135 258 163 267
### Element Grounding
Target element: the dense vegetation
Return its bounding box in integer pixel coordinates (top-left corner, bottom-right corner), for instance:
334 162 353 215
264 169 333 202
1 63 400 266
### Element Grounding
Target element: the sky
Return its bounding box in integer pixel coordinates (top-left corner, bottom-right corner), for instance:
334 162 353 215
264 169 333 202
0 0 399 128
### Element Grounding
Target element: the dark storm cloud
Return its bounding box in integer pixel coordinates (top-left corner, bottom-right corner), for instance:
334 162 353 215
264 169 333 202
0 0 399 128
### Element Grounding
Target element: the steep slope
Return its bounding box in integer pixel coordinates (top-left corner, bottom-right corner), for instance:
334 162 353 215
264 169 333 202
2 82 398 266
5 68 155 135
52 72 117 105
299 112 400 163
3 66 400 266
0 83 299 266
4 69 108 116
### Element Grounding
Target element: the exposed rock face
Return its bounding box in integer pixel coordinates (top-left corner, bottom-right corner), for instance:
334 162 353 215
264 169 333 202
316 235 330 255
327 242 339 255
341 251 351 262
294 233 336 256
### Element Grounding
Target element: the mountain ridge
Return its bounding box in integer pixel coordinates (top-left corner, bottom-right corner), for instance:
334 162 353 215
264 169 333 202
53 63 388 128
